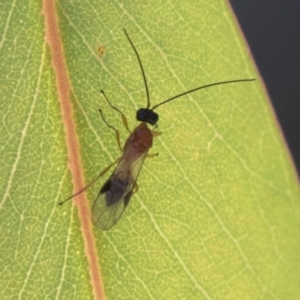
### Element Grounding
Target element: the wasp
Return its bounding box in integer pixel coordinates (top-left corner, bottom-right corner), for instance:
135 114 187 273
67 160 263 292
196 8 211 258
60 28 255 230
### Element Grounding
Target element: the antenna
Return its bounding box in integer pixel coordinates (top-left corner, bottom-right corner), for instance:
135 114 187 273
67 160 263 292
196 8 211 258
151 78 255 110
123 28 255 126
123 28 151 109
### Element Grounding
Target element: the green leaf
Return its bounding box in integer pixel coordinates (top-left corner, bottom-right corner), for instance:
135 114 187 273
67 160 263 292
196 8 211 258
1 1 299 299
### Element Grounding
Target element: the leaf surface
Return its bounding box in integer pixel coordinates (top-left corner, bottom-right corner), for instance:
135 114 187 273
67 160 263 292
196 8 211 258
1 1 299 299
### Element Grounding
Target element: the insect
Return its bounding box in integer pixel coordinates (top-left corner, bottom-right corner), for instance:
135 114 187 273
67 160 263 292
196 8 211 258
60 28 255 230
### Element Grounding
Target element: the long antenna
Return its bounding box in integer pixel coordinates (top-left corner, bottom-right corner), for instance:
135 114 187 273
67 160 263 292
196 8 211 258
151 78 255 110
123 28 151 108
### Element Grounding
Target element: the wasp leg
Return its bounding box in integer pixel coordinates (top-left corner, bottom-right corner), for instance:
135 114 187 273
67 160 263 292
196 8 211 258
132 182 139 194
152 130 161 137
98 109 123 153
100 90 131 133
147 152 159 158
59 158 120 205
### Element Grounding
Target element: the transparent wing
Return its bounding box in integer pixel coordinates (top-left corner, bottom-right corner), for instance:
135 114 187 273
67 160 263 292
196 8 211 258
92 152 147 230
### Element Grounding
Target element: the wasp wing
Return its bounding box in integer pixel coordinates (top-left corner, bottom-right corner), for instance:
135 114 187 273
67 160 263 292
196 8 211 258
92 152 148 230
